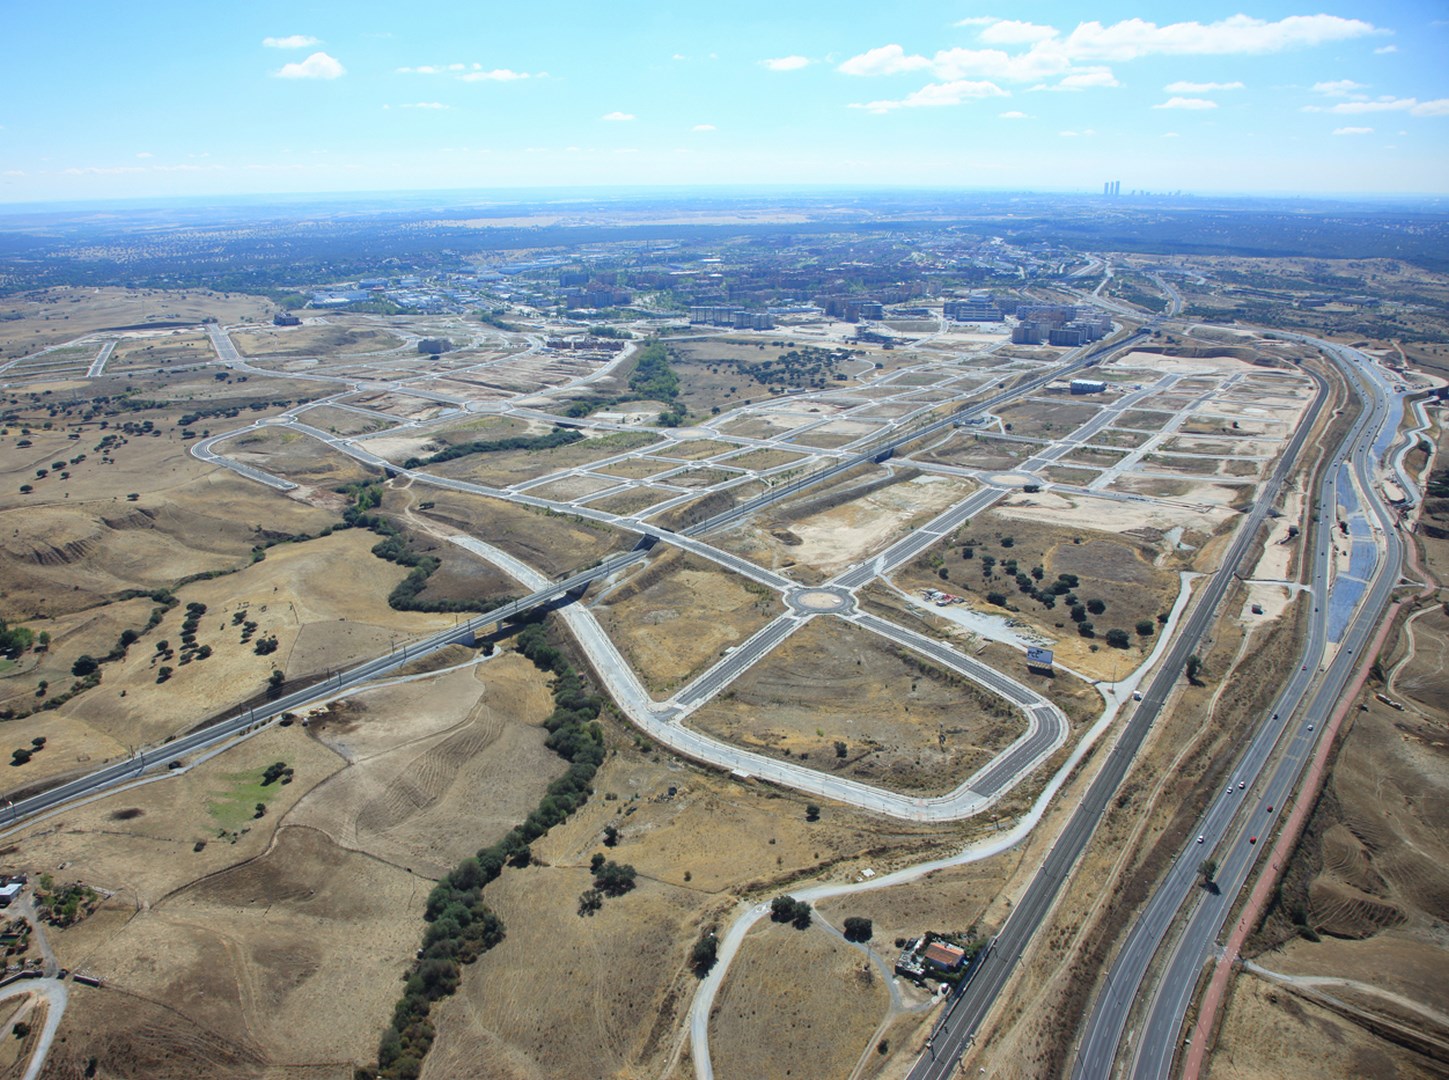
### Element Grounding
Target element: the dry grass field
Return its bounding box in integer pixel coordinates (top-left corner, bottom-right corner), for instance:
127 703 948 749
226 425 381 488
709 919 891 1080
295 653 562 879
0 287 272 359
687 616 1024 794
429 430 660 488
593 549 784 695
1205 972 1442 1080
10 640 570 1077
0 525 458 792
914 431 1044 471
895 510 1185 681
231 322 405 358
407 487 631 577
588 486 676 515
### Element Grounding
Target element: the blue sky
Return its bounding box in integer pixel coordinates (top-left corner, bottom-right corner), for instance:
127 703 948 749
2 2 1447 203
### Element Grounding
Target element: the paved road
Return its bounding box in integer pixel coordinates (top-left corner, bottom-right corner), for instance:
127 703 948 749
85 340 116 379
13 329 1142 832
1086 340 1406 1080
0 978 67 1080
904 347 1336 1080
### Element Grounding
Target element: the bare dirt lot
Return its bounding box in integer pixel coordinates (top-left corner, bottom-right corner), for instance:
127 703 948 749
686 615 1024 794
593 549 784 695
713 469 975 584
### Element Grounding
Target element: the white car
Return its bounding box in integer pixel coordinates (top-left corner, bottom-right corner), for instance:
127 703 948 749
1197 835 1205 844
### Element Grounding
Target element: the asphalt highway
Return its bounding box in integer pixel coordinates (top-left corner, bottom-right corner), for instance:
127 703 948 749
905 350 1336 1080
1093 340 1405 1080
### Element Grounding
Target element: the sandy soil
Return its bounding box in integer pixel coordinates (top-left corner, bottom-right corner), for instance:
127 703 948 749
993 488 1234 539
716 472 975 584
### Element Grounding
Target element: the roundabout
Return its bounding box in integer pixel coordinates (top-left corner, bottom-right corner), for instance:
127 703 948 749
785 587 855 615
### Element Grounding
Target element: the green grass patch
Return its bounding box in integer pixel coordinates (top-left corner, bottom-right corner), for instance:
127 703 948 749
206 769 282 830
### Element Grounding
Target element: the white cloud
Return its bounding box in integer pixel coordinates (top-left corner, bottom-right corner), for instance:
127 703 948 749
761 55 810 71
1312 79 1367 97
1308 96 1449 116
400 102 450 109
979 20 1058 45
1333 126 1373 135
1153 96 1218 110
1374 44 1397 54
844 16 1379 91
838 44 932 77
925 46 1069 82
691 123 716 131
1051 14 1379 62
998 110 1031 119
601 111 635 121
850 79 1008 113
263 35 319 49
1058 129 1095 137
1164 80 1243 92
1161 131 1181 138
274 52 344 79
954 16 998 28
672 53 687 60
135 151 153 159
1054 70 1120 90
459 68 536 81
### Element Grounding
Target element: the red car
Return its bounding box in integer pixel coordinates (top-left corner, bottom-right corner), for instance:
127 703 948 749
1249 835 1258 845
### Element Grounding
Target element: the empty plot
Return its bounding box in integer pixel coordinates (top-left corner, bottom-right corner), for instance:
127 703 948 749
687 615 1024 794
594 549 784 695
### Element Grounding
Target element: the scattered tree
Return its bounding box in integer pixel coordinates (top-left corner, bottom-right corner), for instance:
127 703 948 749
691 928 719 975
843 916 873 942
593 860 637 897
805 803 821 822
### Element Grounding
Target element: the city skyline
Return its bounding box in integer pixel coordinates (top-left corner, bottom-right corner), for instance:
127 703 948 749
3 2 1448 204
